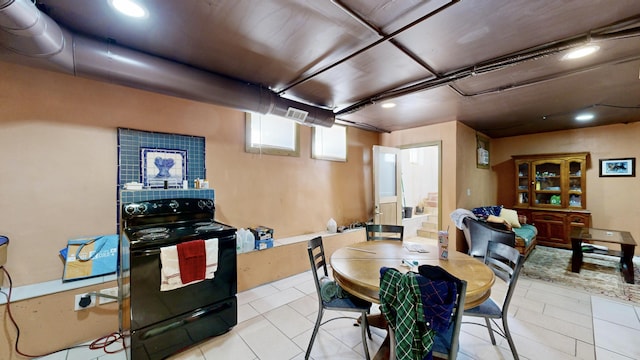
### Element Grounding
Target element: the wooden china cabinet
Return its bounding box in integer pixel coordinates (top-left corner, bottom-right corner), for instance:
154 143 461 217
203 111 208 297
512 152 591 249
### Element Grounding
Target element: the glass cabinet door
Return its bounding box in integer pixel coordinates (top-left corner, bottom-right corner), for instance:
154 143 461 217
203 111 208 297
516 161 530 205
533 160 563 207
513 153 587 211
568 160 583 207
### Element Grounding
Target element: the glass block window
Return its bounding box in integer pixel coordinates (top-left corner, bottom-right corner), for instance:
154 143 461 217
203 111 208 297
245 112 299 156
312 124 347 161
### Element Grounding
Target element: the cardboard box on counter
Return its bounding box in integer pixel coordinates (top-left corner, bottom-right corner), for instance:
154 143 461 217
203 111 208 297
250 226 274 240
255 238 274 250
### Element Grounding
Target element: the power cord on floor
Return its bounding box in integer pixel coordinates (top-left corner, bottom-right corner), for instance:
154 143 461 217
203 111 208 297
89 331 126 354
0 266 126 358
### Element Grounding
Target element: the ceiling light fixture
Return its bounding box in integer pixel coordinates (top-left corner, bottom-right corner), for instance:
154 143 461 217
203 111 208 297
562 45 600 60
109 0 148 18
381 102 396 109
575 113 595 122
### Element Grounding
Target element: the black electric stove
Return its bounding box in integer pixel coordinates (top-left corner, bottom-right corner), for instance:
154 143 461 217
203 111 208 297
119 198 237 360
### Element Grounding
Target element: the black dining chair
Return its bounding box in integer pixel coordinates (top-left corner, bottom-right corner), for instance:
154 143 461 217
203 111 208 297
305 236 372 360
431 277 467 360
462 241 524 360
385 265 467 360
365 224 404 241
462 217 515 260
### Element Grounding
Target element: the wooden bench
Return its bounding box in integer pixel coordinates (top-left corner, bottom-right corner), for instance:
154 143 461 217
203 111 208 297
514 225 537 259
488 222 537 259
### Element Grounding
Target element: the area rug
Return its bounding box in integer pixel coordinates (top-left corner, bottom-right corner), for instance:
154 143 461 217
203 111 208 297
521 246 640 304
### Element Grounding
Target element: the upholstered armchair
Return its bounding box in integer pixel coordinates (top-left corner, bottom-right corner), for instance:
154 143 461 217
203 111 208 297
452 206 537 259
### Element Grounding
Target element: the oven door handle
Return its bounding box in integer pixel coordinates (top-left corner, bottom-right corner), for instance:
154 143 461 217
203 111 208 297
140 300 233 340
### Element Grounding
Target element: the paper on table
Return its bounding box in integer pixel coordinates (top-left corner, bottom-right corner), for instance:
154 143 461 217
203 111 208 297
404 243 429 253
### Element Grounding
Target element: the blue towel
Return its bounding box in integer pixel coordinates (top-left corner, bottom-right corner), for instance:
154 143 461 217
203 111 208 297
513 224 537 244
320 277 338 302
319 277 349 302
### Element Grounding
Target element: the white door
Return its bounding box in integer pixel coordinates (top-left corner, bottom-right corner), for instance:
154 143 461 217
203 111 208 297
373 145 402 225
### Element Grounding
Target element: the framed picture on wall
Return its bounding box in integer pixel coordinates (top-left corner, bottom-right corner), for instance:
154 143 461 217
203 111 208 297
141 148 187 187
476 134 490 169
599 157 636 177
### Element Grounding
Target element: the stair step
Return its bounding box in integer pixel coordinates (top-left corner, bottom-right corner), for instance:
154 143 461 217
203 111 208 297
425 193 438 207
422 217 438 225
417 229 439 238
421 222 438 230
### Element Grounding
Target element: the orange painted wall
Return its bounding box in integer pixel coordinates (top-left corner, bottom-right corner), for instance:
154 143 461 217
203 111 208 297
0 61 378 359
381 122 456 236
0 62 378 287
380 121 494 251
2 57 638 358
492 123 640 254
382 119 640 257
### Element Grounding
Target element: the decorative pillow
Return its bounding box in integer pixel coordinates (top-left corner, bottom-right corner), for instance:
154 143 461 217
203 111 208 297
471 205 503 220
486 215 512 230
499 208 521 228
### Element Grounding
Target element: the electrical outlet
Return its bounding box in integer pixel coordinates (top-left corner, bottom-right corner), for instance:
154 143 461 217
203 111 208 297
74 293 96 311
99 286 119 304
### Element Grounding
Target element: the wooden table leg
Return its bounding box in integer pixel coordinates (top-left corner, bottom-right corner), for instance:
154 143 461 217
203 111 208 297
620 244 635 284
571 238 583 273
373 333 391 360
367 313 388 329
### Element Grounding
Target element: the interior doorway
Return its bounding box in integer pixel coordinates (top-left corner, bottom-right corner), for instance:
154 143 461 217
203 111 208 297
400 142 440 239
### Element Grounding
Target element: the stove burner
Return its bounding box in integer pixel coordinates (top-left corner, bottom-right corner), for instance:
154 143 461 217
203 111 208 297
139 232 171 241
135 227 169 236
195 224 224 232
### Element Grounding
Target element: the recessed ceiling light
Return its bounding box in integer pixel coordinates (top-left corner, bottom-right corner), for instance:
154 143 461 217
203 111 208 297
109 0 148 18
562 45 600 60
381 102 396 109
575 113 594 121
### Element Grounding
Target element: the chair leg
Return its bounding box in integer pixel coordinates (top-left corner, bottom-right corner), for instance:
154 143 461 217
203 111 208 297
502 316 519 360
354 314 373 340
305 308 324 360
360 312 371 360
388 327 396 360
485 318 497 345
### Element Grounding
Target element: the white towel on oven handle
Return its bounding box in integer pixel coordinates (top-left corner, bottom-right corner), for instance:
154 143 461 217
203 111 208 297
159 238 219 291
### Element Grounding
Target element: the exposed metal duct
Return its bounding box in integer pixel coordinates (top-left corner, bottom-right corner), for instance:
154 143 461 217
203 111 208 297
336 16 640 117
0 0 335 127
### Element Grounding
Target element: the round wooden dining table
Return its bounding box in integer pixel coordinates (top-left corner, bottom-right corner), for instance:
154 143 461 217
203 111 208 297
330 239 495 310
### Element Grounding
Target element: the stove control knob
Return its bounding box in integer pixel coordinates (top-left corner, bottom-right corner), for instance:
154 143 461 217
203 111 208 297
198 199 214 209
138 203 147 213
124 204 138 215
169 200 179 210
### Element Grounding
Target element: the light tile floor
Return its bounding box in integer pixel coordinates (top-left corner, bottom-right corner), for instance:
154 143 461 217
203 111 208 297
40 270 640 360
